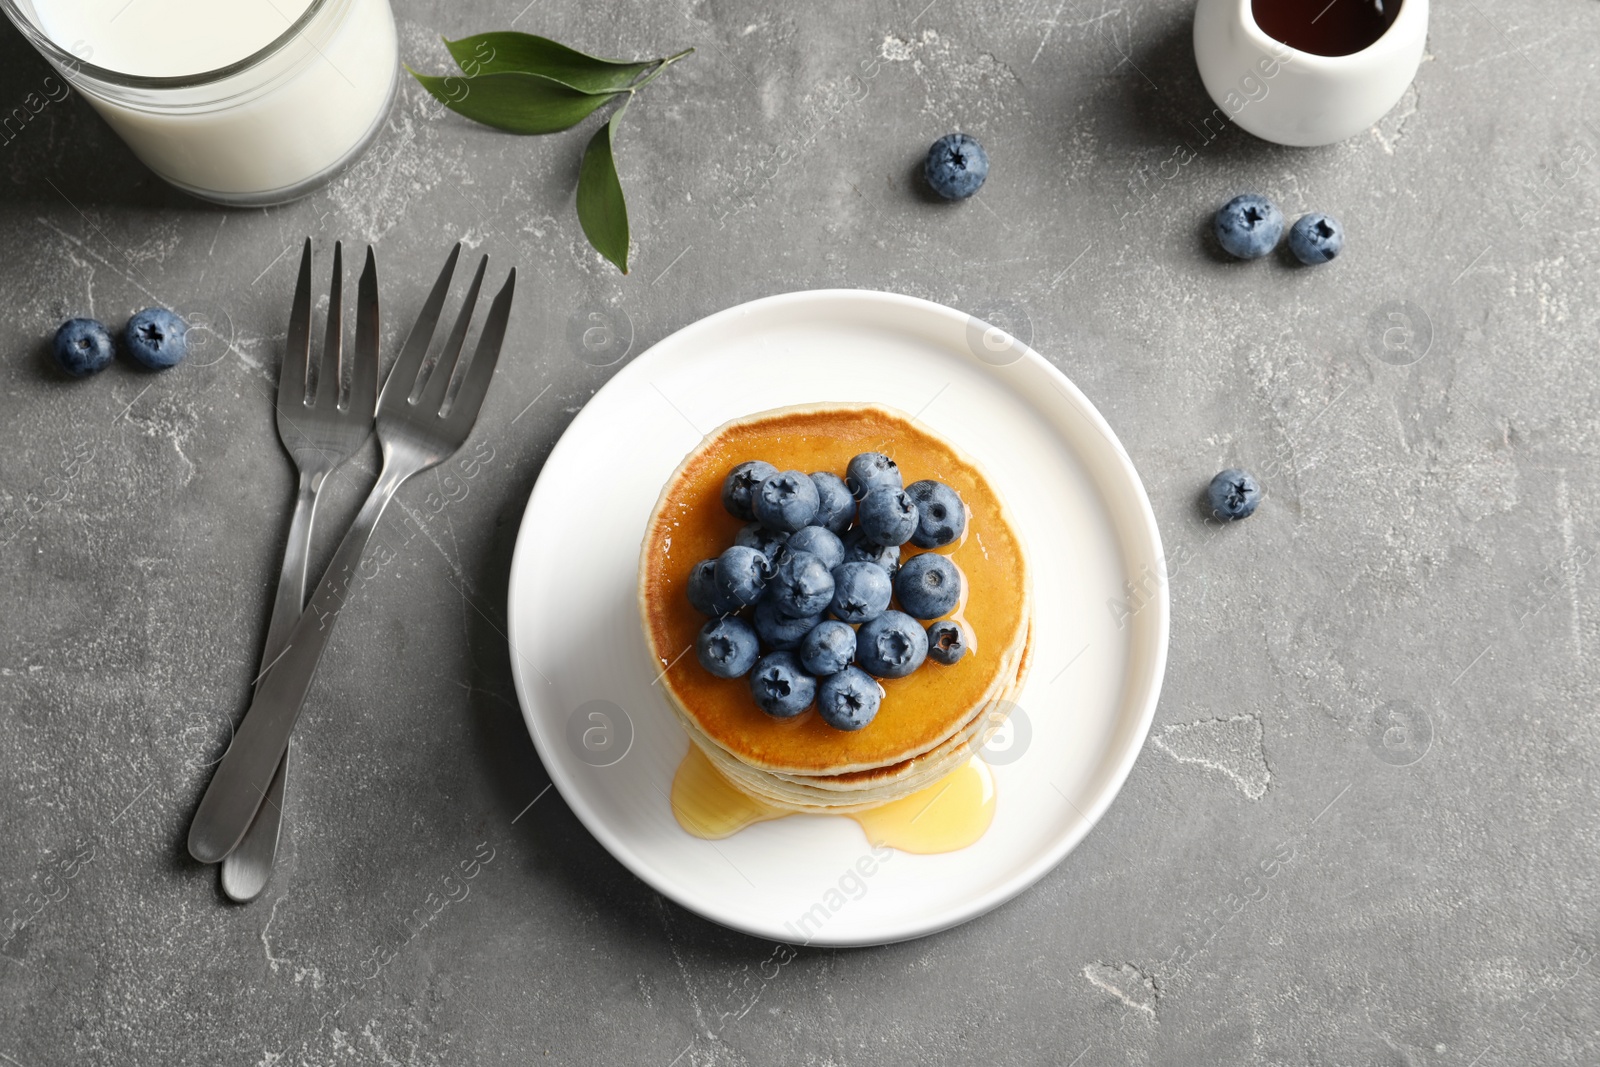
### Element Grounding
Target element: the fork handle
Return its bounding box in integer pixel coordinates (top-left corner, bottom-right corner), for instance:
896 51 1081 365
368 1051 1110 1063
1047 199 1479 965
262 469 322 664
218 468 321 902
188 458 410 864
219 740 289 902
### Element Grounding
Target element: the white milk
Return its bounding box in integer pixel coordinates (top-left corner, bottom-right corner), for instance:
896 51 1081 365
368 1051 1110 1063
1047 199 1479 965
26 0 397 202
34 0 320 77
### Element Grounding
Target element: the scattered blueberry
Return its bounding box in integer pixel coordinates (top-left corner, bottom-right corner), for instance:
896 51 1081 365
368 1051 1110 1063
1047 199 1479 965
749 651 817 718
123 307 189 370
1207 468 1262 521
786 525 845 570
753 469 820 532
817 667 884 731
856 610 929 678
905 480 966 548
1214 194 1284 260
858 486 919 546
722 460 778 521
845 452 902 499
800 620 857 677
1288 212 1344 265
926 620 969 665
735 522 789 562
51 318 115 378
924 132 989 201
810 472 855 533
767 550 835 617
842 527 900 576
829 561 894 624
753 599 823 651
714 545 772 607
687 558 743 616
894 552 963 619
696 616 760 678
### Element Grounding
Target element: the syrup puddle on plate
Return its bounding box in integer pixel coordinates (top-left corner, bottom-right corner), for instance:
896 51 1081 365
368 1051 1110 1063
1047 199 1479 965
671 745 995 854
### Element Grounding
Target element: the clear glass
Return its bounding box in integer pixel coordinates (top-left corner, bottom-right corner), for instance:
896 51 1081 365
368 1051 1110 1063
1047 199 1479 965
0 0 398 206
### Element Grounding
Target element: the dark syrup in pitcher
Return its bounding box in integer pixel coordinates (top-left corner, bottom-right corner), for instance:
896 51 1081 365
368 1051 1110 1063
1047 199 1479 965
1251 0 1401 57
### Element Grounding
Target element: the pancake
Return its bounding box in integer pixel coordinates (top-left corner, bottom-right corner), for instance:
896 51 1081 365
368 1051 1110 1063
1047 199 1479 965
682 626 1035 813
638 403 1033 811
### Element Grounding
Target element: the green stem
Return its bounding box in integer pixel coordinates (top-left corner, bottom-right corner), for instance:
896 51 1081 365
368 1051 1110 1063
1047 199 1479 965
627 46 695 95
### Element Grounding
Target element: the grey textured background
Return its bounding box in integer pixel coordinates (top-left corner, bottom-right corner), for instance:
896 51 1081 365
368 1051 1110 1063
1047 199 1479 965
2 0 1598 1063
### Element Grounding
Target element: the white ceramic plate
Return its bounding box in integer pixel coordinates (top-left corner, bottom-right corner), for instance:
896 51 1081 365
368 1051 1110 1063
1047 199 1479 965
506 290 1168 947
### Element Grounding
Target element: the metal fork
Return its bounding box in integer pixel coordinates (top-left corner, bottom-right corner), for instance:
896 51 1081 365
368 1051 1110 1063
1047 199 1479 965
188 245 516 865
219 239 379 903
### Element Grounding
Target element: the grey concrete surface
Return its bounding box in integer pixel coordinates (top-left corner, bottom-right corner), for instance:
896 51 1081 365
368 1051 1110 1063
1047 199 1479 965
2 0 1598 1063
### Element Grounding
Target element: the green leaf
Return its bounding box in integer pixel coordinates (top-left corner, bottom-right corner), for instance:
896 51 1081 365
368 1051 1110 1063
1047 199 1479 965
444 32 656 93
407 66 625 134
576 109 630 274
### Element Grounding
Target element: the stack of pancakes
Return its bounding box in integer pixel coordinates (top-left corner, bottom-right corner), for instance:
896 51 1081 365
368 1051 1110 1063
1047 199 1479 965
638 404 1033 814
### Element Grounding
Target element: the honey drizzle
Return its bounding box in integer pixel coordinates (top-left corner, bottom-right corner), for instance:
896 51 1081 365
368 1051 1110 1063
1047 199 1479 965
670 745 996 854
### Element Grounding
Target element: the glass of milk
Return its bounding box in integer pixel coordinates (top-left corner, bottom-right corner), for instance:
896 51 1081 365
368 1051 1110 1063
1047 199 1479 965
1 0 398 205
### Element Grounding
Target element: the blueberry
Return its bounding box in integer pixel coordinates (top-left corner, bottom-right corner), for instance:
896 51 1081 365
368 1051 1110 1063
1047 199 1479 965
842 527 900 576
753 599 822 651
785 525 845 570
766 550 835 617
753 469 820 533
817 667 884 731
714 545 772 607
800 619 857 676
894 553 962 619
926 620 969 665
856 610 929 678
696 616 760 678
123 307 188 369
51 318 115 378
924 133 989 201
749 651 816 718
858 486 919 546
905 480 966 548
845 452 902 499
1288 212 1344 265
1207 468 1262 521
687 558 742 616
1213 194 1284 260
735 522 789 562
829 561 893 623
810 472 854 533
722 460 778 521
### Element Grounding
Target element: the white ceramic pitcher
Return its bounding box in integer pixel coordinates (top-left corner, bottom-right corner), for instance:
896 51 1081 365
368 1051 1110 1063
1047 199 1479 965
1193 0 1427 147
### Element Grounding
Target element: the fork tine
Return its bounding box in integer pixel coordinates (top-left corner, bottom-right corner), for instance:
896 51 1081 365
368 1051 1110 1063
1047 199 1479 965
443 268 516 436
379 243 461 409
314 241 343 409
350 246 379 417
277 238 312 410
416 254 488 416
